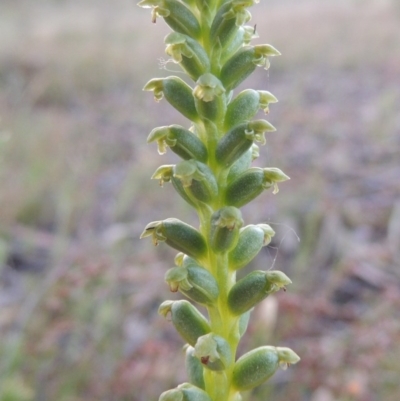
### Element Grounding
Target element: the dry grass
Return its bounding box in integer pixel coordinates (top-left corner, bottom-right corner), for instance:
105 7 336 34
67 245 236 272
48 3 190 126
0 0 399 400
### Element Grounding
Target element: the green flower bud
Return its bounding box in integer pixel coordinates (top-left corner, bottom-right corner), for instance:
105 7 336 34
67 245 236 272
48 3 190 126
220 25 259 65
228 270 291 315
144 76 199 122
224 89 278 130
172 160 218 204
229 224 275 270
140 218 207 259
221 44 281 91
147 125 208 162
215 120 275 167
159 383 212 401
185 346 205 389
151 164 211 207
210 207 243 254
171 173 197 207
165 32 210 81
138 0 201 39
226 144 258 182
225 167 290 207
194 333 233 371
232 346 300 391
209 0 256 48
165 264 219 305
159 300 211 346
193 73 226 123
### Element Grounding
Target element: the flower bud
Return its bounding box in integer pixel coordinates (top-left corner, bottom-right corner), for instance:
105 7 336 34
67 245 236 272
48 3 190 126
159 383 212 401
232 346 300 391
224 89 278 130
165 32 210 81
194 333 233 371
147 125 208 162
159 300 211 346
215 120 275 167
228 270 291 315
220 44 281 91
220 25 259 65
209 0 256 49
225 167 290 207
185 346 205 389
165 264 219 305
151 165 196 207
193 74 226 123
143 76 198 122
209 5 239 51
138 0 201 39
209 207 243 254
172 160 218 204
229 224 275 270
140 218 207 259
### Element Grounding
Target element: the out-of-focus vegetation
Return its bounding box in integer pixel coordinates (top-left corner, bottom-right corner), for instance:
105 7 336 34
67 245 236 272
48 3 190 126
0 0 399 400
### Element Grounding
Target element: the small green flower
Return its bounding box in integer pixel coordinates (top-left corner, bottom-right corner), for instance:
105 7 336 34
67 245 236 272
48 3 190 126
165 32 210 80
193 73 225 102
194 333 233 371
141 218 207 259
165 264 219 305
232 346 300 391
147 124 208 161
225 167 290 207
159 300 211 346
227 270 291 315
210 206 244 253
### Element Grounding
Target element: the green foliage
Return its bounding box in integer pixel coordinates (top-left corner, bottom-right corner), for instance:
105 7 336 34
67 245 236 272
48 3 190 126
139 0 300 399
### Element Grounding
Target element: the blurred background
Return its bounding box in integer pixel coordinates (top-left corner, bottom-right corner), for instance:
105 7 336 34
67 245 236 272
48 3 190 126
0 0 399 400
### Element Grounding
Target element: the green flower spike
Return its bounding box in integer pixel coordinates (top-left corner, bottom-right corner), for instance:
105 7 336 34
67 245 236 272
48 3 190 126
159 300 211 346
147 125 208 162
232 346 300 391
139 0 300 397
